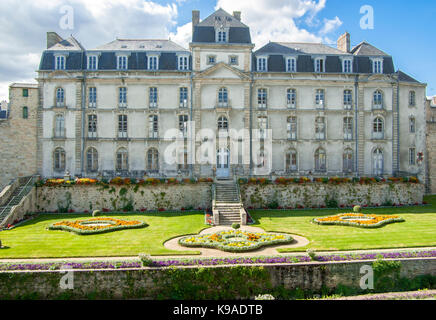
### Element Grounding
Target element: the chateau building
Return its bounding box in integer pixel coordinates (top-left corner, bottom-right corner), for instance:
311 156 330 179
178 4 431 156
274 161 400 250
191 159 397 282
28 9 428 181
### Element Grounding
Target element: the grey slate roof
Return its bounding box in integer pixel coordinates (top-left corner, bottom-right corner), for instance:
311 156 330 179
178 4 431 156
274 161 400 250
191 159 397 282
351 41 389 56
47 36 85 51
396 70 421 83
257 42 351 56
93 39 188 52
197 8 249 28
192 9 252 44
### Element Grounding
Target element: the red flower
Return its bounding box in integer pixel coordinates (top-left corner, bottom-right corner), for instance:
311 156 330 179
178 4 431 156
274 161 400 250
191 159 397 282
158 208 165 212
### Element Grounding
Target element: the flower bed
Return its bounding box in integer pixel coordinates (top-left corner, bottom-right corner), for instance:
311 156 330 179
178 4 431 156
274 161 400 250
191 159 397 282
1 250 435 271
48 217 147 235
313 213 405 228
179 230 293 252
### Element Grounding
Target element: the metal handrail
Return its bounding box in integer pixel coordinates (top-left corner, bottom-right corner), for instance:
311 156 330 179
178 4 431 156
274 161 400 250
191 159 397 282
0 176 34 221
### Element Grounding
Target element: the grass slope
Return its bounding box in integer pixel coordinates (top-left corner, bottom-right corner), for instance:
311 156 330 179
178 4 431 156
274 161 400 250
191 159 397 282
0 212 207 258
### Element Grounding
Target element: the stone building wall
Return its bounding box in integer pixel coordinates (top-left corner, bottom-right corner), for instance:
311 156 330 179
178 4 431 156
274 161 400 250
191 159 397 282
426 97 436 193
0 84 38 190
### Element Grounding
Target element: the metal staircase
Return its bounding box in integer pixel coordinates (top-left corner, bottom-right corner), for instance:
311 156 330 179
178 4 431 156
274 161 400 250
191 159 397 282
214 180 245 225
0 177 34 226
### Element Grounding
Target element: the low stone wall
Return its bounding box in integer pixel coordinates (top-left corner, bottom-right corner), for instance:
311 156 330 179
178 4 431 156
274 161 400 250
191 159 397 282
239 183 425 209
36 183 212 213
0 258 434 299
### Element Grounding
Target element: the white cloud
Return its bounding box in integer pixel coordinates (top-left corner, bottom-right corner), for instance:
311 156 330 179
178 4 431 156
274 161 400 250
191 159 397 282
214 0 333 48
169 22 192 48
319 16 342 35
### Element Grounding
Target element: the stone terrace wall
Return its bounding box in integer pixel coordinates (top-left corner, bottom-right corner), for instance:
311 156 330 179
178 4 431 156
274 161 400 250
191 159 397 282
36 183 212 213
0 258 434 299
240 183 425 209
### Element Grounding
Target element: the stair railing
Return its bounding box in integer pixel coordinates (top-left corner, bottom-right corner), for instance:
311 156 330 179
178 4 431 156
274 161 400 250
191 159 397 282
0 176 34 222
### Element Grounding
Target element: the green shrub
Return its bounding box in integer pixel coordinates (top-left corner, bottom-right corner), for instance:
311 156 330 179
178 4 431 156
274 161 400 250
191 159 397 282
139 253 154 267
232 223 240 230
353 205 362 213
92 210 100 217
306 249 317 261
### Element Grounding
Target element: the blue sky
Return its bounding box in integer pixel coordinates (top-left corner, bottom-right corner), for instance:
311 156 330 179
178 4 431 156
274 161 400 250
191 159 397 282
0 0 434 101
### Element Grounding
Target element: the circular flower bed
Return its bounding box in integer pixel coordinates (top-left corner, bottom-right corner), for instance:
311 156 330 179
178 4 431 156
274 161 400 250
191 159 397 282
48 217 147 235
313 213 405 228
179 230 293 252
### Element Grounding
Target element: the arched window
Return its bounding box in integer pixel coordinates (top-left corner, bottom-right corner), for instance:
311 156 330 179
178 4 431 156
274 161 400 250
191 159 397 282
53 147 66 172
86 148 98 173
373 148 384 176
343 148 354 173
286 149 298 172
373 90 383 109
54 114 65 138
116 148 128 171
315 148 326 172
147 148 159 172
409 91 416 106
373 117 384 139
218 116 228 131
218 87 228 107
56 88 65 107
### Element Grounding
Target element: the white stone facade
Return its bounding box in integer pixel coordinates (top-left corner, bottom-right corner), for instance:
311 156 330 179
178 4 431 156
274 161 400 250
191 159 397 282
35 9 427 182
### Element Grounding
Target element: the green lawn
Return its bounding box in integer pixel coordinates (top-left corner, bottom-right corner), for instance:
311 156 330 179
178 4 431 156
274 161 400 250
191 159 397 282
249 195 436 252
0 212 208 258
1 196 436 259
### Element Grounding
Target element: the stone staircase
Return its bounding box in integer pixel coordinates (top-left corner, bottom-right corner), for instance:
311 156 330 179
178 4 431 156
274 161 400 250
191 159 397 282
0 177 34 226
214 180 244 225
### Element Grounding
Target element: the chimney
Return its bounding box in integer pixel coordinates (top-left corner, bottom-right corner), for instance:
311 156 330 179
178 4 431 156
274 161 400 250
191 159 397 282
337 32 351 53
192 10 200 36
47 32 63 49
233 11 241 21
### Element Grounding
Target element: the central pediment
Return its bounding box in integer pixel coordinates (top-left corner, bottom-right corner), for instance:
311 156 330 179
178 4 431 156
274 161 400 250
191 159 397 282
195 62 250 80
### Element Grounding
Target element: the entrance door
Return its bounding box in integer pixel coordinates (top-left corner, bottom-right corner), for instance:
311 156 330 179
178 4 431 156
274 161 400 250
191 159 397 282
216 148 230 179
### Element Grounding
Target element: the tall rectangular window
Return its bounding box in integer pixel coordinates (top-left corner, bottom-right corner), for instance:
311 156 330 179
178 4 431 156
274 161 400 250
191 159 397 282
178 56 188 70
118 115 127 138
343 59 352 73
149 87 158 108
344 90 353 109
287 89 297 108
88 56 98 70
119 87 127 107
287 117 297 140
409 148 416 165
148 56 158 70
286 58 296 72
54 115 65 138
217 31 227 43
409 117 416 133
117 56 128 70
315 58 324 72
373 60 383 74
179 115 188 137
55 56 66 70
257 58 267 72
258 89 267 109
22 89 29 97
343 117 353 140
89 87 97 108
315 89 325 108
149 115 158 138
315 117 326 140
88 114 97 138
179 87 188 108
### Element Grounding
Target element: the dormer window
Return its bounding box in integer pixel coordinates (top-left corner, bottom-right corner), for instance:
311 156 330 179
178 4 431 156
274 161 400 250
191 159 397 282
55 55 66 70
216 28 228 43
117 55 128 70
343 59 353 73
372 59 383 74
286 57 297 72
178 55 189 71
148 55 159 71
87 55 98 70
314 58 325 73
257 57 268 72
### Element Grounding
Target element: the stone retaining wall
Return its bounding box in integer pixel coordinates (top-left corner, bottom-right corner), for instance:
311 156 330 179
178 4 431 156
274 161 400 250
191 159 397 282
0 258 434 299
36 183 212 213
239 183 425 209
